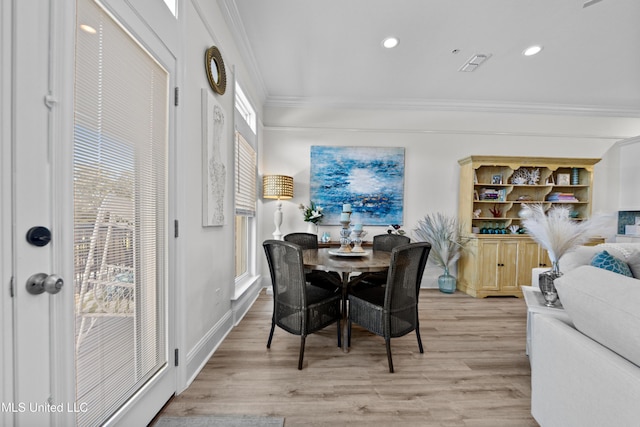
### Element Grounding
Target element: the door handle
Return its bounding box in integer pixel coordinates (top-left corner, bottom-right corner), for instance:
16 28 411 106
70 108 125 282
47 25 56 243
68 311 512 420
25 273 64 295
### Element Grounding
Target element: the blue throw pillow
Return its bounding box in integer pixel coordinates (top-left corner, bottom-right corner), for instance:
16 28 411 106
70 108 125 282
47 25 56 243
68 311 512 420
590 250 633 277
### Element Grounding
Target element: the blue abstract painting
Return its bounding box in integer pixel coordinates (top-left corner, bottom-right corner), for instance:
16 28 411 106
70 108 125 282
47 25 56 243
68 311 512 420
310 146 405 225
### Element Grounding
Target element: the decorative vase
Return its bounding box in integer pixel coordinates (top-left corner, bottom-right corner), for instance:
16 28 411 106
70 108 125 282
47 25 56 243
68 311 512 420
438 267 457 294
538 262 562 307
571 168 580 185
306 222 318 235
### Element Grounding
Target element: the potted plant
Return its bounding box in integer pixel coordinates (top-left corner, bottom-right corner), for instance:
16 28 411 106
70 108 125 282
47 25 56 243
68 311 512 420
413 213 471 293
299 201 324 234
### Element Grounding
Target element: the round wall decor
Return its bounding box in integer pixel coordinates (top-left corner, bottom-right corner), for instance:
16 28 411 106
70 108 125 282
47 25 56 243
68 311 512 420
205 46 226 95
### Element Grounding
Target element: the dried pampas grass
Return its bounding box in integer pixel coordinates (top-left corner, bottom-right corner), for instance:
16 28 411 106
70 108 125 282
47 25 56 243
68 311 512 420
521 204 610 263
414 213 471 270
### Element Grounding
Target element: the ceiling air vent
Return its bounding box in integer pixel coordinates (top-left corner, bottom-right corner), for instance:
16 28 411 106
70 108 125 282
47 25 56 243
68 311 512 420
458 54 491 72
583 0 605 8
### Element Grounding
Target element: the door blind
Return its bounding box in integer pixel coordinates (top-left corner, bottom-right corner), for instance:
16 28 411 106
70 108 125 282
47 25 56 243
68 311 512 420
74 0 168 425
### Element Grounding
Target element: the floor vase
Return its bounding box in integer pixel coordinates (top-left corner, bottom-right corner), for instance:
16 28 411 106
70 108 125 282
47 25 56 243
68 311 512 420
438 268 457 294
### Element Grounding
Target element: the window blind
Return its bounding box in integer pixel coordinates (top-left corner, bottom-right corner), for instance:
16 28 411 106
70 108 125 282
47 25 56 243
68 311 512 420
74 0 168 425
235 132 257 216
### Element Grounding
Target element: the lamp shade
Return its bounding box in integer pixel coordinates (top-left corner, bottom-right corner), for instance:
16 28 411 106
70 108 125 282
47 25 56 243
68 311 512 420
263 175 293 199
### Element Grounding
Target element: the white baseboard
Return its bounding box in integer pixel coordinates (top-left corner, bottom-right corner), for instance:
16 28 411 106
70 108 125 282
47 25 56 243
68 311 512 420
181 278 264 393
182 310 234 393
232 278 263 325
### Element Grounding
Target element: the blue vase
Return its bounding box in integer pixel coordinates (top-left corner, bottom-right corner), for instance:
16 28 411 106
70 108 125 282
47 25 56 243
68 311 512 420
438 268 457 294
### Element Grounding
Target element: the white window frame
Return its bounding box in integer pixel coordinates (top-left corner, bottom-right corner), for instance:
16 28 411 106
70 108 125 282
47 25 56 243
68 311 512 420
233 81 258 296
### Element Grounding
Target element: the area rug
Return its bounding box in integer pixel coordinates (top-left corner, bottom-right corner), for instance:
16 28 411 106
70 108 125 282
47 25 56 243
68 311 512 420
154 415 285 427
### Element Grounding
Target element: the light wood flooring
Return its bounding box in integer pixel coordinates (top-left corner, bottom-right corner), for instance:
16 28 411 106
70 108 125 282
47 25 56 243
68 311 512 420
155 289 538 426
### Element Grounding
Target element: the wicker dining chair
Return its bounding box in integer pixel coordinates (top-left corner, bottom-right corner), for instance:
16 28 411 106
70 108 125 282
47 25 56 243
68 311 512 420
351 234 411 289
348 242 431 373
284 232 341 291
263 239 342 369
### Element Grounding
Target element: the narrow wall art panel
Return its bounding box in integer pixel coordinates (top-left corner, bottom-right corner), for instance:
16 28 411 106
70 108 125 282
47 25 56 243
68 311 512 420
202 89 226 226
310 146 405 225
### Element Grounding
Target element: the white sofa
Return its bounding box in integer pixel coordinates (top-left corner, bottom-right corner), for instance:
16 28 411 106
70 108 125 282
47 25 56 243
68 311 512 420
529 244 640 427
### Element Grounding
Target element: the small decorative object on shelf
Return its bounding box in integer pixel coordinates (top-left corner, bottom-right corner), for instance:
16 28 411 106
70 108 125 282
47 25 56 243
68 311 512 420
557 173 571 186
511 169 528 185
571 167 580 185
513 168 536 185
489 205 502 218
321 232 331 243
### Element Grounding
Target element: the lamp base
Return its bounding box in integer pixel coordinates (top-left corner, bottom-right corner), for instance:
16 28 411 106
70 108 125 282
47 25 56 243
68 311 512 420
272 200 283 240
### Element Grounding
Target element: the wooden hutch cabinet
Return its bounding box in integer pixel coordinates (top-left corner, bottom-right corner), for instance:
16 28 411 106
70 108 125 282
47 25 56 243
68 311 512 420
457 156 600 298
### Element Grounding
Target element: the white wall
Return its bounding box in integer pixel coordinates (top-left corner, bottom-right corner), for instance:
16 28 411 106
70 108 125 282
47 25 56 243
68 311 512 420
617 137 640 211
259 106 640 286
179 0 264 388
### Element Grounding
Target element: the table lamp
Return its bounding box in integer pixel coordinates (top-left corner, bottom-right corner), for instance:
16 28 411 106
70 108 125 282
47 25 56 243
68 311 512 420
262 174 294 240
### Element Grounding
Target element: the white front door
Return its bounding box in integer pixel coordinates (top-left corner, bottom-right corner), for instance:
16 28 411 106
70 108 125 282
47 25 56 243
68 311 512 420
2 0 176 425
5 0 77 426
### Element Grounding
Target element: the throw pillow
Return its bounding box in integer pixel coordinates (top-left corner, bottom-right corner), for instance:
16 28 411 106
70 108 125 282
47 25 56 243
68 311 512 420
555 265 640 368
590 250 633 277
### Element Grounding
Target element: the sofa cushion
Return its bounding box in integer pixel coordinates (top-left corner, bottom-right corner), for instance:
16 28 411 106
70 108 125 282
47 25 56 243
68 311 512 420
559 245 600 273
554 265 640 367
590 250 633 277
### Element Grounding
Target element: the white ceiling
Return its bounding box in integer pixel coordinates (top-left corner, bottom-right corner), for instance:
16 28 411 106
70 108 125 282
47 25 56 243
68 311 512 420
221 0 640 117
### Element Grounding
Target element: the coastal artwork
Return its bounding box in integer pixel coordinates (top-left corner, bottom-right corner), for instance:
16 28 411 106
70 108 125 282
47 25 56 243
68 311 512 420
202 89 226 226
310 146 404 225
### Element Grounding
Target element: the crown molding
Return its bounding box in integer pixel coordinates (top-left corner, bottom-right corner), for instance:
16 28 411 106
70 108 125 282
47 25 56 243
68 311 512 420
261 124 632 141
264 96 640 119
217 0 267 104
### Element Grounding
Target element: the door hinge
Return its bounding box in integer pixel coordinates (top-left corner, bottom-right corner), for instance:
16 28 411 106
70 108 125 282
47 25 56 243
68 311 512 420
9 276 14 298
174 219 179 238
174 348 179 366
174 87 179 106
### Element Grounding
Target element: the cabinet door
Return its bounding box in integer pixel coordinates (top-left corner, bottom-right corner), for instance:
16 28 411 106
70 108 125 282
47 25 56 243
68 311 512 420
518 240 541 287
478 240 500 291
498 240 519 292
538 246 552 269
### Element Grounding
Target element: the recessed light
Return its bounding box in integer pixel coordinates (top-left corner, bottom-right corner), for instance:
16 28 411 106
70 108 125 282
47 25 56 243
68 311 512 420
523 45 543 56
382 37 399 49
80 24 97 34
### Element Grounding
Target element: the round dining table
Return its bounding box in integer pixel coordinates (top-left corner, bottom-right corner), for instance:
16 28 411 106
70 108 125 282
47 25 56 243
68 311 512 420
302 248 391 352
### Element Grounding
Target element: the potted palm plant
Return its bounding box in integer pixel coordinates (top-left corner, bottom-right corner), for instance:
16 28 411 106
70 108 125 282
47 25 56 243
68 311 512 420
414 213 471 293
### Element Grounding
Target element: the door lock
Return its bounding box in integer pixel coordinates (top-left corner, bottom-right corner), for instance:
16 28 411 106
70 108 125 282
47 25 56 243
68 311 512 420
26 226 52 247
25 273 64 295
